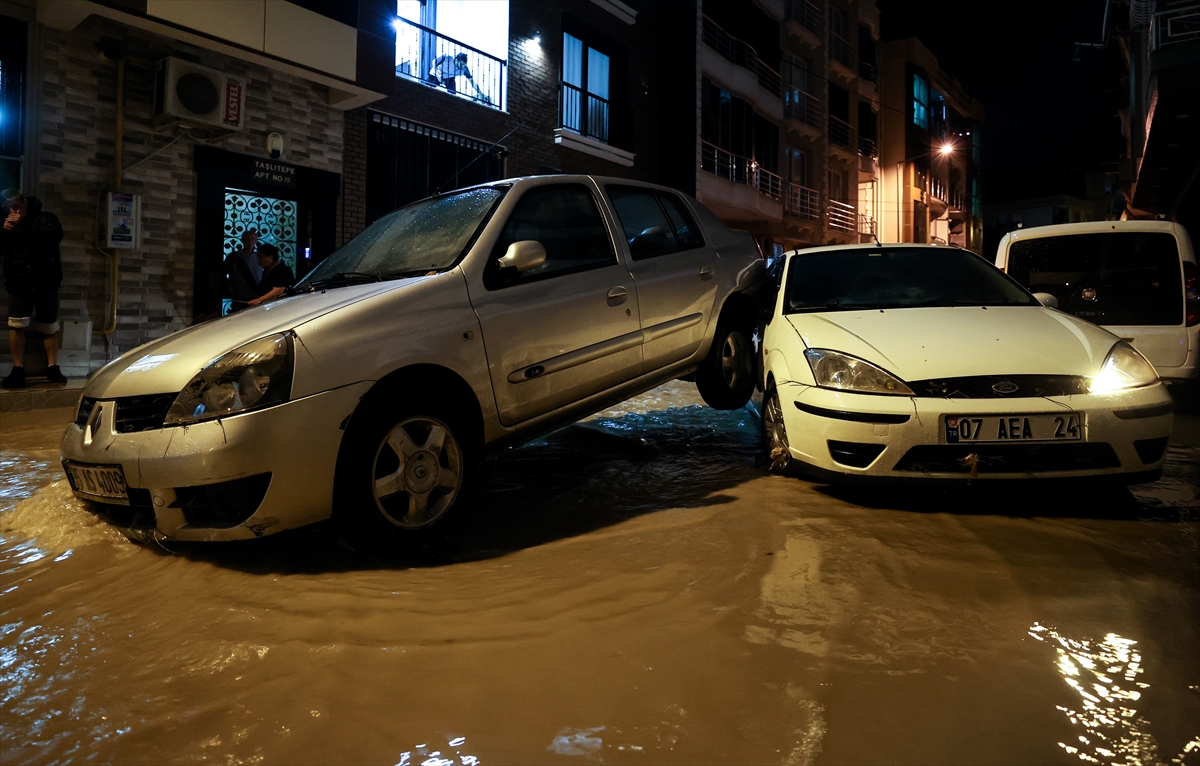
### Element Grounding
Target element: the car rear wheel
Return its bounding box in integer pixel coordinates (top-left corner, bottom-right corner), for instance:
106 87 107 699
761 385 792 474
334 398 476 553
696 318 756 410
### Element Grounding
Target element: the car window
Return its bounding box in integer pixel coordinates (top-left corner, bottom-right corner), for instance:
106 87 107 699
607 187 706 261
1006 232 1182 325
784 247 1036 313
485 184 616 288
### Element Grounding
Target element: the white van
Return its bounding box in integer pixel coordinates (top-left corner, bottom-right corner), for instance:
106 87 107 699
996 220 1198 383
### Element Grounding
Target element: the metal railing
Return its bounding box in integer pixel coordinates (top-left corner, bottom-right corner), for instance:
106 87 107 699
827 199 857 232
858 214 876 236
560 82 609 142
785 183 821 220
829 115 854 148
929 177 947 202
394 17 505 110
785 0 822 36
950 189 966 211
784 87 822 127
859 61 877 83
701 141 782 200
830 32 853 68
702 15 782 94
858 136 876 158
1152 4 1200 49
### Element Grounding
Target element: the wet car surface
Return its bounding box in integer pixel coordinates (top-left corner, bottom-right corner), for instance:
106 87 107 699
2 382 1198 765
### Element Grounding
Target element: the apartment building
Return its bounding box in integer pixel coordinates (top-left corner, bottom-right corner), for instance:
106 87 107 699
877 37 984 253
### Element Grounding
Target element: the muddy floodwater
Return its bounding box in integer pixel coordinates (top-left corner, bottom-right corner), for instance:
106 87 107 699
2 382 1198 765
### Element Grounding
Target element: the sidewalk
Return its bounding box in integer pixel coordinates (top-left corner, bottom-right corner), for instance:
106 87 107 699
0 377 86 413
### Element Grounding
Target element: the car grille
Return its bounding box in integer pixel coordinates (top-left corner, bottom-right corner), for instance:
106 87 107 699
907 375 1089 399
77 394 177 432
893 443 1121 474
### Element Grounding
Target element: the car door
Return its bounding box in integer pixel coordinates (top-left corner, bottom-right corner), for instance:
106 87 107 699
604 185 721 372
468 182 642 427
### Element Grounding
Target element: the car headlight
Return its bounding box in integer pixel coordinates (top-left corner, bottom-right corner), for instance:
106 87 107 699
804 348 914 395
1088 342 1158 394
165 333 294 425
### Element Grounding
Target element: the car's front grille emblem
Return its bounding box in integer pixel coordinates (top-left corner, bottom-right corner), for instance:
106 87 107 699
991 381 1019 394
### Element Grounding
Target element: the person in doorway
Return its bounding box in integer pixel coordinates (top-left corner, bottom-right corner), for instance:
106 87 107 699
221 228 262 311
429 52 490 103
247 242 294 306
1 189 66 389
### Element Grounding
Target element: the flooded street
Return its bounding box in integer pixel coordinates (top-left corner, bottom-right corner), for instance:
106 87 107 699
2 382 1198 765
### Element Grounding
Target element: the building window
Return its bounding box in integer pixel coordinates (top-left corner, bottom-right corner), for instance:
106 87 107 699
787 148 809 186
561 33 611 143
0 20 27 192
912 73 929 131
701 78 779 173
394 0 508 110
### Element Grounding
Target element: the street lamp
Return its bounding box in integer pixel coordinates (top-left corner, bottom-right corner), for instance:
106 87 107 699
894 143 954 243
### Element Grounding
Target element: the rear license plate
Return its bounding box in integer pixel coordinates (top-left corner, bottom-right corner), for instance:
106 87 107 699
944 414 1082 443
64 462 130 504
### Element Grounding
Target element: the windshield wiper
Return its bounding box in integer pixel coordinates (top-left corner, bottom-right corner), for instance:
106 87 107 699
299 272 383 291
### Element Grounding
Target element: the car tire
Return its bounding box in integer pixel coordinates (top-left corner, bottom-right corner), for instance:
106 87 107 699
761 385 792 474
334 396 476 554
696 317 756 410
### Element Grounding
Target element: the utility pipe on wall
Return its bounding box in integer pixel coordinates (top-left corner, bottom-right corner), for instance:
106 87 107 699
101 55 124 338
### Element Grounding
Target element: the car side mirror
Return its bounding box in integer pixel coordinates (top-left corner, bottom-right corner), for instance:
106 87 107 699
497 240 547 273
1032 292 1059 309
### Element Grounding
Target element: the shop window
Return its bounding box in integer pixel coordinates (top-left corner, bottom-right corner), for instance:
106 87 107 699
561 33 611 143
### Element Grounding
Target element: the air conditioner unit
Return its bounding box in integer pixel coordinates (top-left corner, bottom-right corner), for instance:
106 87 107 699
154 57 246 131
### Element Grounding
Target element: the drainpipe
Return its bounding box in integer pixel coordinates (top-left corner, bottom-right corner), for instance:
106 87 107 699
101 56 125 338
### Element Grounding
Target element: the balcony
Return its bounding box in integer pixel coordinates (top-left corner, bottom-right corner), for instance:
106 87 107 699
701 141 782 200
560 83 609 143
785 183 821 220
1152 3 1200 49
859 61 877 83
702 16 782 95
858 214 876 236
395 17 506 110
784 88 822 129
827 199 856 232
784 0 822 37
828 115 854 150
830 32 854 71
858 136 876 158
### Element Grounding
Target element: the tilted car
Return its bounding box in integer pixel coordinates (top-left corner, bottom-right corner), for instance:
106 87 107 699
760 244 1174 483
61 176 767 547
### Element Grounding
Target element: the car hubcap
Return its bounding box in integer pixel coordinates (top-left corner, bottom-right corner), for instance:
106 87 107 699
371 416 463 529
763 391 790 470
721 331 753 391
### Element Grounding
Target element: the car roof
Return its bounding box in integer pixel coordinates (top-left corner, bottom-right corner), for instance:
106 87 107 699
999 220 1186 241
784 243 972 257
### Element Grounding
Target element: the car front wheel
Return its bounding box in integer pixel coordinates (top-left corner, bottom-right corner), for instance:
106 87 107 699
761 385 792 474
696 318 756 410
334 399 475 553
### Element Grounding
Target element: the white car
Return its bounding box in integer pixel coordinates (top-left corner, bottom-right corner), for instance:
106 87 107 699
60 176 766 548
761 244 1174 484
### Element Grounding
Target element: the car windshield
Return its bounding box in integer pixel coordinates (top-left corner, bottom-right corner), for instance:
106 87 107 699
298 186 507 287
1005 232 1182 325
784 247 1037 313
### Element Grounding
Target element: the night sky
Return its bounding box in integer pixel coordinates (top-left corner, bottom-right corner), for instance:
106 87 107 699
876 0 1125 204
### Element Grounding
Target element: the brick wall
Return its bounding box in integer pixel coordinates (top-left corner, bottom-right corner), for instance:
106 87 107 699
2 15 344 371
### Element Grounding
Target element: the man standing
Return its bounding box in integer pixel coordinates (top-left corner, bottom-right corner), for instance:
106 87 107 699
222 228 262 312
1 189 66 389
246 242 295 306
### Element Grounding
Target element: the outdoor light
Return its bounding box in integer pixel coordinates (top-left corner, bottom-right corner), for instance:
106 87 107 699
940 143 954 156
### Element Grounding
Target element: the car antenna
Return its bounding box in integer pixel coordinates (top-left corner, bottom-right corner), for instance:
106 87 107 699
872 232 882 246
433 122 525 196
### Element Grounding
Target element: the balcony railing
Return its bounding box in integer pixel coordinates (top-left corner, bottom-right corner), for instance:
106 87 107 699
859 61 877 83
784 88 822 128
830 32 853 69
858 136 876 158
785 0 822 36
701 141 783 201
829 115 854 148
950 189 966 211
395 17 506 110
1152 4 1200 49
929 177 947 202
858 214 876 236
785 183 821 220
702 15 782 95
827 199 857 232
560 82 609 143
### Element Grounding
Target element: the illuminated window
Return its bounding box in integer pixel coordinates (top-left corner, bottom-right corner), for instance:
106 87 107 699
561 33 611 143
912 73 929 131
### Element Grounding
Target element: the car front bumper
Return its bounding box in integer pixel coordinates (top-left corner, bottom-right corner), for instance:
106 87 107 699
775 381 1174 483
59 382 371 541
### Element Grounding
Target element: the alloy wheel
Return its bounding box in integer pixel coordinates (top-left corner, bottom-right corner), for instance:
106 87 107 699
371 416 464 528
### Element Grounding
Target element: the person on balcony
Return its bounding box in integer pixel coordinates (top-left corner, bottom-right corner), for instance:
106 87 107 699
429 52 489 104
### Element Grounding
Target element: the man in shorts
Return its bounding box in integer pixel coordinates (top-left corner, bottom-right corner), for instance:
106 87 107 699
1 189 66 388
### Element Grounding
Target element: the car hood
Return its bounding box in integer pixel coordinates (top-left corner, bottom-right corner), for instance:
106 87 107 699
85 280 421 398
784 306 1120 381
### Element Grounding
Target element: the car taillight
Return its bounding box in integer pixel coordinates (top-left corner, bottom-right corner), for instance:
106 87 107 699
1186 261 1198 327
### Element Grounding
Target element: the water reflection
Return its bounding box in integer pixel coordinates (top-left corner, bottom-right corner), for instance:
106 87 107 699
1030 622 1200 766
395 735 480 766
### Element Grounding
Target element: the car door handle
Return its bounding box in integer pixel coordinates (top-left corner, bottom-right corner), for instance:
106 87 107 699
699 266 714 281
607 286 628 306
